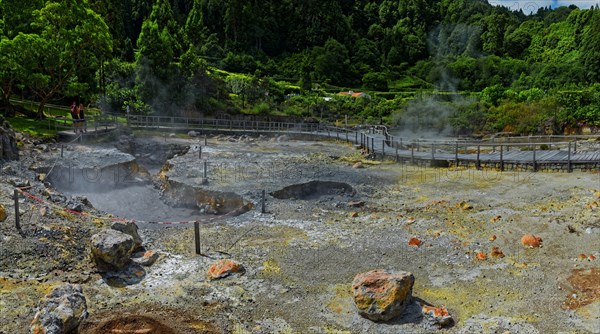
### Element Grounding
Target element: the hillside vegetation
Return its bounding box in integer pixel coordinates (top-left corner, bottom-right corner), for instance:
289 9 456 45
2 0 600 135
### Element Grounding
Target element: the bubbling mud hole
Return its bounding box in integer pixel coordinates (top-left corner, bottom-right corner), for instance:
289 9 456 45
89 315 176 334
270 180 355 200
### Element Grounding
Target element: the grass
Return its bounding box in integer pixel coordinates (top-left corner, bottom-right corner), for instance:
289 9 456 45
6 115 58 138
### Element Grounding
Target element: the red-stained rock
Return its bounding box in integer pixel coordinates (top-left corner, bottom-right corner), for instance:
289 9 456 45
422 304 453 327
351 269 414 321
521 234 543 248
207 259 244 280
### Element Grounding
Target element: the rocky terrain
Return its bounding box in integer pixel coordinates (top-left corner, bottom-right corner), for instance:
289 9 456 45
0 128 599 333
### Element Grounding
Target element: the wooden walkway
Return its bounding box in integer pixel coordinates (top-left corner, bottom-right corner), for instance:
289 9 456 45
57 113 600 172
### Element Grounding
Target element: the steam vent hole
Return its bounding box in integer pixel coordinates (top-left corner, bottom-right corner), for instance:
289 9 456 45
92 315 176 334
270 180 355 200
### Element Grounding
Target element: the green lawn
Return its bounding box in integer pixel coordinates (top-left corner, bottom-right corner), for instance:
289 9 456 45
7 115 59 138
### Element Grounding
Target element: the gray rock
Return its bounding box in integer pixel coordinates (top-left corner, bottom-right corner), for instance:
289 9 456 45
90 229 135 271
188 130 198 137
29 284 88 334
132 250 159 266
110 221 143 250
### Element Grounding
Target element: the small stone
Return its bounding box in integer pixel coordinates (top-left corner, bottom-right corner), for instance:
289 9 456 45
422 304 453 327
347 200 365 208
350 211 359 218
132 250 159 266
207 259 245 280
521 234 543 248
188 130 198 137
352 161 364 169
8 178 29 188
352 269 414 322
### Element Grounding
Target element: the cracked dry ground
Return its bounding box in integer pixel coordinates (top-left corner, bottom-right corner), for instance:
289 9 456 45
1 135 600 333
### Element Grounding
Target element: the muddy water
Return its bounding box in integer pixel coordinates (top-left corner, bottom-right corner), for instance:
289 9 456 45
67 184 210 224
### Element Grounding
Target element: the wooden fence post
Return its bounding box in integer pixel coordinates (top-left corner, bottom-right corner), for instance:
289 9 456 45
194 221 201 255
14 189 21 232
455 141 459 166
500 145 504 171
568 142 572 173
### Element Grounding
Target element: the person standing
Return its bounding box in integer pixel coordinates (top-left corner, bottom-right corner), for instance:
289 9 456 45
70 101 80 133
78 103 87 132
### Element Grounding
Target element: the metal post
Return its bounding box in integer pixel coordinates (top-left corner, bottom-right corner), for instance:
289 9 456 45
431 142 435 160
533 147 537 172
261 189 266 213
395 146 399 162
204 135 207 146
411 144 415 164
14 189 20 232
371 138 374 155
455 141 459 166
574 140 577 153
199 146 202 159
355 131 358 144
61 145 64 158
500 145 504 171
203 161 207 179
568 142 572 173
382 140 385 158
194 221 201 255
476 145 481 169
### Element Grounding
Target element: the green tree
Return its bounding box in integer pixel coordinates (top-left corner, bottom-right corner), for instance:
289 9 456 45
313 38 351 85
9 1 111 118
581 10 600 82
184 0 205 47
136 19 175 113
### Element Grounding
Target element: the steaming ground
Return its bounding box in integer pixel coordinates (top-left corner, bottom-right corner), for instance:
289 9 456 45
1 132 599 333
67 185 212 223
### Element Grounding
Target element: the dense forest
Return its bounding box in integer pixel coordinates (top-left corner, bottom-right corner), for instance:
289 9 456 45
2 0 600 136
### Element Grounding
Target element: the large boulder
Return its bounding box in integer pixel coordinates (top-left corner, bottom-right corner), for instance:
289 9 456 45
90 229 135 271
29 284 88 334
351 269 414 322
110 221 142 250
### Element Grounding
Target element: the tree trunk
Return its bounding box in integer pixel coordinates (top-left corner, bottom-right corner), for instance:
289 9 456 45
37 99 47 119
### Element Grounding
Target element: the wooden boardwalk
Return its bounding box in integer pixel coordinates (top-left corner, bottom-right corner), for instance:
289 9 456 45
58 113 600 172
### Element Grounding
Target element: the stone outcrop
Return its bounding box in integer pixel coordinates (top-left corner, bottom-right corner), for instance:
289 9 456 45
110 221 143 250
207 259 245 280
90 229 135 271
0 115 18 161
352 269 414 322
29 284 88 334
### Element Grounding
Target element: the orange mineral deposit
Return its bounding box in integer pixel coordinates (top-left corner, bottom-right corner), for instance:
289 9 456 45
408 237 422 247
521 234 542 248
